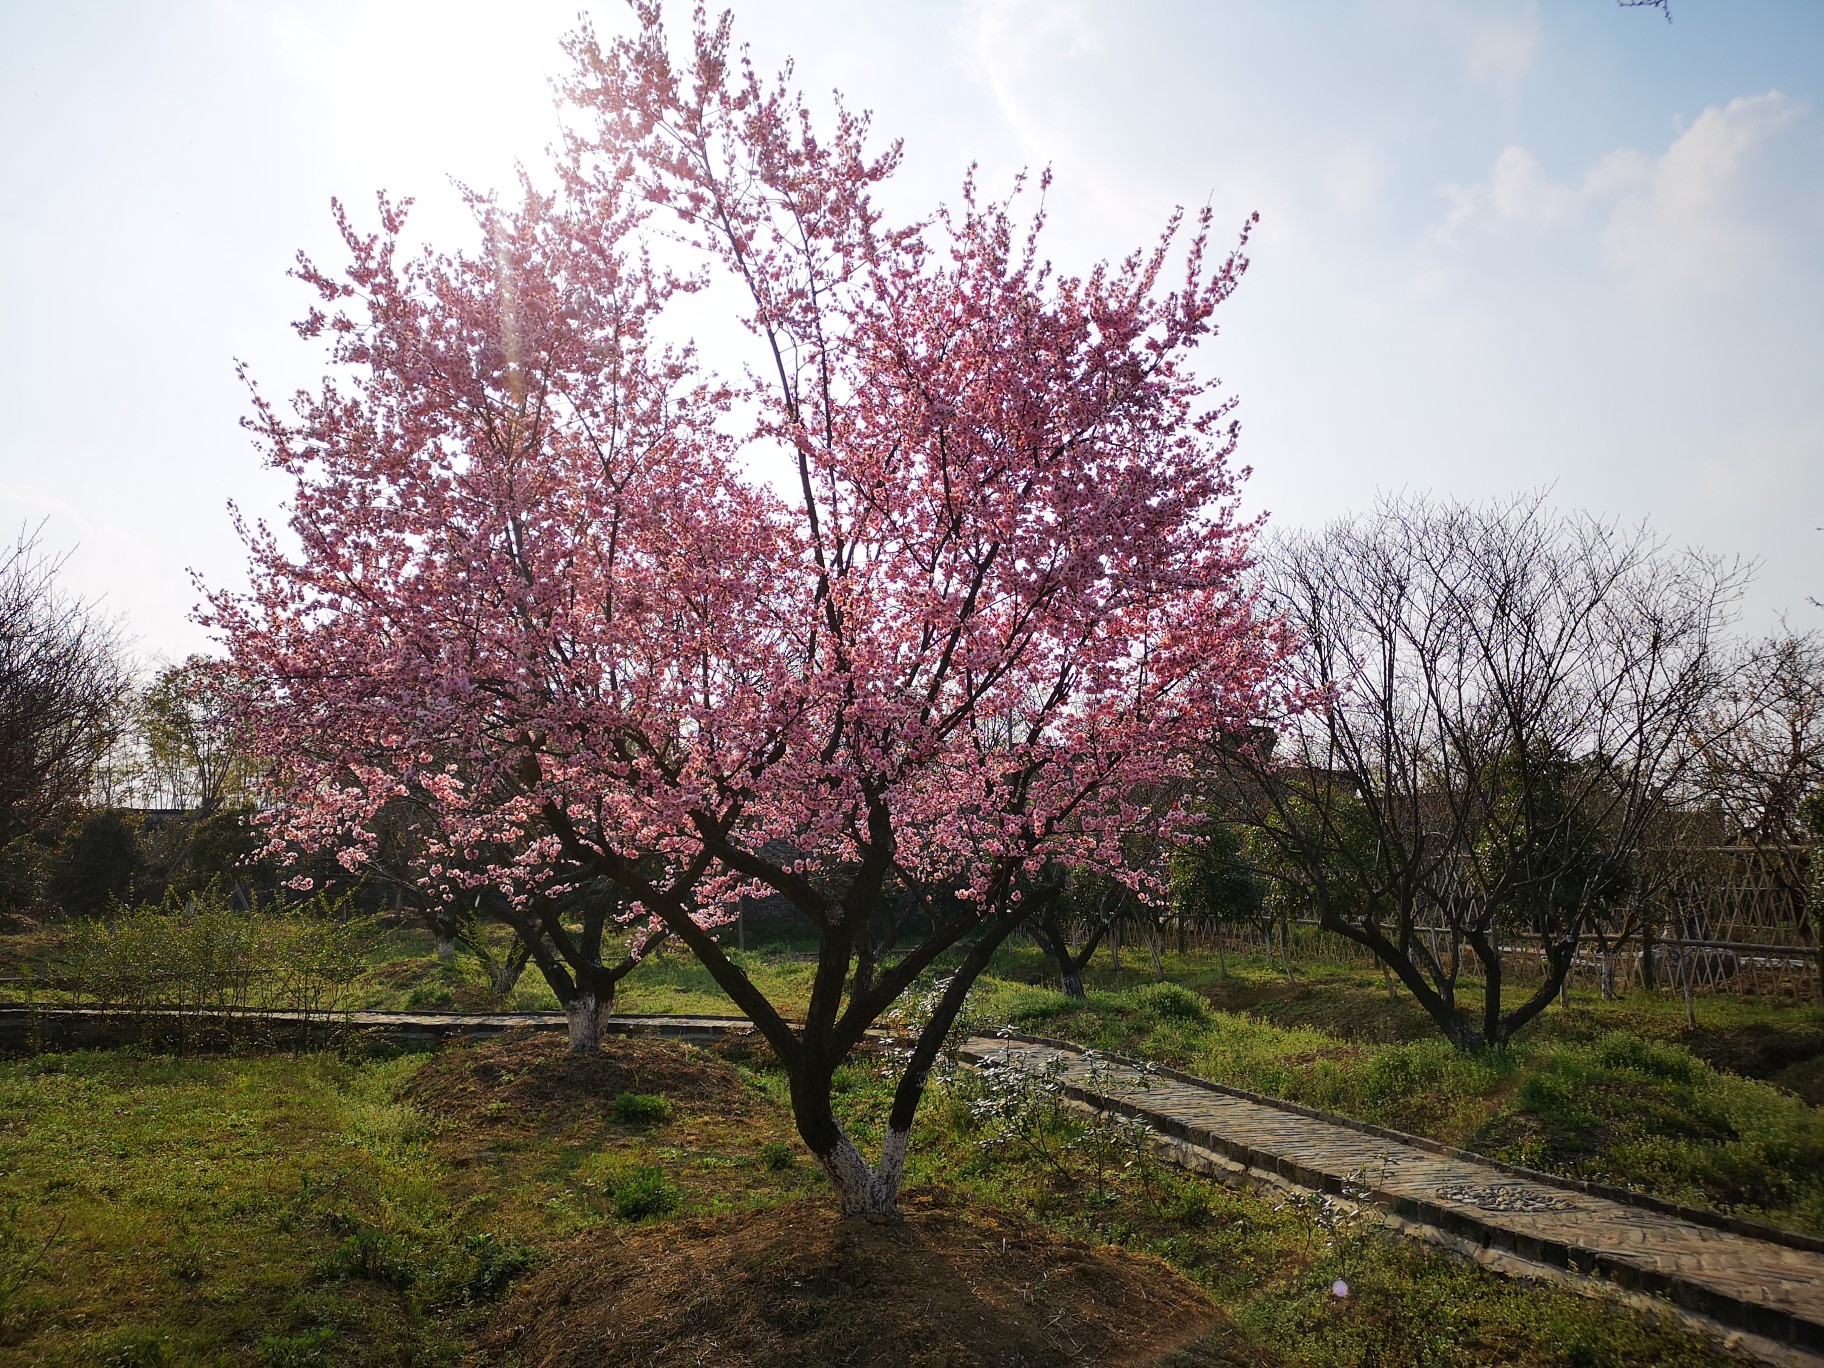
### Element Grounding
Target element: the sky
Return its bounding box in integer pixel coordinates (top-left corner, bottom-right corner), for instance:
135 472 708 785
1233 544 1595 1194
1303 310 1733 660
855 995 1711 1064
2 0 1821 666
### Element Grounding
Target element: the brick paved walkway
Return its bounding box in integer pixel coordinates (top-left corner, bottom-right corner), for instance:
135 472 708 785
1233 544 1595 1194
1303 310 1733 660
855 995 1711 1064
961 1034 1824 1356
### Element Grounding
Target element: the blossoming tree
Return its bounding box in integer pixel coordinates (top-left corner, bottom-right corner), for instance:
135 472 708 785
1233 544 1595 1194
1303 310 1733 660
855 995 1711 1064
216 4 1289 1218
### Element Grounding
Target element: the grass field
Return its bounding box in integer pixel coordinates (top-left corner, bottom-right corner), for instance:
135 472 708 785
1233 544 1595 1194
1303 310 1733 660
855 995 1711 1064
6 915 1823 1238
338 925 1824 1235
0 1033 1761 1367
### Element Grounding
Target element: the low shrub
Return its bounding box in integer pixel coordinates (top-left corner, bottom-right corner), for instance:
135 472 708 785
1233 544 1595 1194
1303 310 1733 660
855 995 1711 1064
604 1165 681 1220
759 1140 797 1170
1130 981 1211 1025
611 1092 671 1125
60 892 373 1031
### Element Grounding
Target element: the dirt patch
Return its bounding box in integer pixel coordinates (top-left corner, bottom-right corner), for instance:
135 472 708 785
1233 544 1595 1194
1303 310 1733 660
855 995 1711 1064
1682 1020 1824 1085
1198 979 1436 1046
489 1188 1248 1368
403 1032 750 1129
1772 1054 1824 1106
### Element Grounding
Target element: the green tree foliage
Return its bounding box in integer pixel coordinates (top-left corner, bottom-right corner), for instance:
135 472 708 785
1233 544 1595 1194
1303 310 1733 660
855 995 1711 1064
137 656 251 814
1170 815 1266 929
46 809 145 916
1471 749 1635 936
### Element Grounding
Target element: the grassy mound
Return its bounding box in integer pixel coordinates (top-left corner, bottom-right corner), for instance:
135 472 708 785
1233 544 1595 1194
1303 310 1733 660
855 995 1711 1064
402 1031 749 1129
490 1188 1236 1368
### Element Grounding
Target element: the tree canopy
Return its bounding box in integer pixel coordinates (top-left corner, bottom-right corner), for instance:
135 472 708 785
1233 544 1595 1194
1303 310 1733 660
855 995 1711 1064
213 3 1290 1216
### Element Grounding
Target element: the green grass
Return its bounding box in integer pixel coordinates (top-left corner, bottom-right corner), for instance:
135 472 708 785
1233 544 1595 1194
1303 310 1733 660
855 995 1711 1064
0 1040 1754 1367
8 916 1822 1235
974 951 1824 1236
343 922 823 1018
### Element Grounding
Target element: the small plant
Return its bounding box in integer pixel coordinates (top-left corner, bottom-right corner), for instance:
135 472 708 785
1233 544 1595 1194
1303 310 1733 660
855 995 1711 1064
612 1092 671 1125
882 973 982 1089
759 1140 797 1170
419 1231 532 1309
605 1165 682 1220
1273 1152 1393 1295
313 1226 419 1290
964 1047 1160 1204
1132 981 1211 1025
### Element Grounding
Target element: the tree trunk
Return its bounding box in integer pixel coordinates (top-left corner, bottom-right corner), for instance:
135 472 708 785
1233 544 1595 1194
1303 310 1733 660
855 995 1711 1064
1677 947 1698 1030
1032 913 1088 999
565 988 612 1053
813 1127 908 1218
1599 951 1615 1001
1109 923 1121 974
1148 928 1165 982
436 936 455 964
791 1061 910 1218
1214 934 1228 979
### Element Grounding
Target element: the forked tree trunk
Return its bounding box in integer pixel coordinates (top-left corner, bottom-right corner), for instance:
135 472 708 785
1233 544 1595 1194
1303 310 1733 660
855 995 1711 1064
1059 966 1085 1000
1148 928 1165 981
1599 951 1616 1001
436 935 456 964
815 1127 911 1218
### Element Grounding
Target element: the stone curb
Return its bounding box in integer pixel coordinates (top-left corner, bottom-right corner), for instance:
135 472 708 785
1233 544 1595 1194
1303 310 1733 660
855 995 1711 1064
0 1004 761 1052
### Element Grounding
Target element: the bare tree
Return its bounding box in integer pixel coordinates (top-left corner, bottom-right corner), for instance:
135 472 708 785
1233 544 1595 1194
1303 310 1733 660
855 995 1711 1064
0 528 132 898
1700 631 1824 848
1696 629 1824 993
1219 495 1744 1050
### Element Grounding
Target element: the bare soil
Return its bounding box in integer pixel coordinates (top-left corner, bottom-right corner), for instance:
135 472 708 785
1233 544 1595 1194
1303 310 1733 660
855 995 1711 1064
487 1188 1254 1368
402 1030 750 1128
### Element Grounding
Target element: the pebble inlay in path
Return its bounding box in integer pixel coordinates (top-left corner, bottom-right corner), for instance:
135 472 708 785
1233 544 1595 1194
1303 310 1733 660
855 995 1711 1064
961 1036 1824 1357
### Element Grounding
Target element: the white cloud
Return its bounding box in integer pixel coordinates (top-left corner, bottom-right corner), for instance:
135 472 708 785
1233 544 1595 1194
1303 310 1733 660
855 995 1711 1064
1605 92 1802 288
1461 4 1540 98
1439 144 1646 235
1383 0 1540 98
952 0 1100 169
1437 92 1805 291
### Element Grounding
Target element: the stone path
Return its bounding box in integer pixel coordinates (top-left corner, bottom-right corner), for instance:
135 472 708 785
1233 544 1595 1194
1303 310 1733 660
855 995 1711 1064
960 1033 1824 1358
